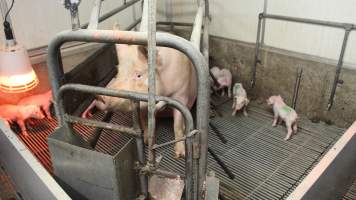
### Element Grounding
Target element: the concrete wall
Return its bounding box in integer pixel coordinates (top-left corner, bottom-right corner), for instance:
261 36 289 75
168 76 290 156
159 0 356 67
209 36 356 128
0 0 141 49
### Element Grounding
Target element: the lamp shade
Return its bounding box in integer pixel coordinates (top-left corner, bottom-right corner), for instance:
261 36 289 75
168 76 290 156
0 44 38 93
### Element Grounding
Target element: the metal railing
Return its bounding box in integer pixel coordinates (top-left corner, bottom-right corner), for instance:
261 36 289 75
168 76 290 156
251 12 356 110
48 0 210 199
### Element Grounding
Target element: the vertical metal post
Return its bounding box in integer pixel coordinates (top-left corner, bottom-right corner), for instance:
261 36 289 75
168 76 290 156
70 5 81 30
327 28 351 110
87 0 102 30
292 67 303 109
132 101 148 197
251 14 263 88
147 0 157 166
261 0 268 46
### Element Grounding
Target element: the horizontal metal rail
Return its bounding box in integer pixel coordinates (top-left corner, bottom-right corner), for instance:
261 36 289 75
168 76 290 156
251 12 355 110
263 13 355 30
81 0 141 29
57 84 194 132
64 114 141 137
157 21 193 27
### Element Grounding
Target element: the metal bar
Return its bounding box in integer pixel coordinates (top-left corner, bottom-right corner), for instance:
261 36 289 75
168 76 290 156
151 130 198 150
292 67 303 109
87 0 103 30
262 13 354 30
64 114 141 137
70 5 80 30
140 0 148 31
156 21 193 27
208 147 235 180
251 14 263 88
261 0 268 46
127 17 142 31
327 29 351 110
190 0 205 48
88 111 114 147
81 0 141 29
47 29 209 200
132 100 148 197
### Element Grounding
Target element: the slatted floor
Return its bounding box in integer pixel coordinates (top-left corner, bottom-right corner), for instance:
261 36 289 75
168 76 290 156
14 98 347 200
343 179 356 200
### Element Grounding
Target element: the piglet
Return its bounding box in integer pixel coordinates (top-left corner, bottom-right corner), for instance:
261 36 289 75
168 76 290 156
232 83 249 116
18 90 53 119
0 104 45 136
267 95 298 140
210 66 232 97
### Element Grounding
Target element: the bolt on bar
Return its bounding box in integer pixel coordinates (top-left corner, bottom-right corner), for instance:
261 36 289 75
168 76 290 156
251 12 356 110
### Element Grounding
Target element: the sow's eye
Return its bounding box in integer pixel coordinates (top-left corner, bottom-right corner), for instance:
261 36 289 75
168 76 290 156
135 72 143 79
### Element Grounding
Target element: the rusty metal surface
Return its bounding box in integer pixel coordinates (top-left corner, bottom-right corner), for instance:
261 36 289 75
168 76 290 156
149 175 184 200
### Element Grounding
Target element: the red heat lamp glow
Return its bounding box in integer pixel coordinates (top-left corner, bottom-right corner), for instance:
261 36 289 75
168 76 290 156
0 44 39 93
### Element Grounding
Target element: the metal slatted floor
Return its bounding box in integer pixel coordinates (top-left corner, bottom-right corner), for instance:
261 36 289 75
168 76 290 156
15 98 346 200
343 179 356 200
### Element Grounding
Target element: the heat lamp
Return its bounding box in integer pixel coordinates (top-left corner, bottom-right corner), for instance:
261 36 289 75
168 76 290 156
0 0 38 93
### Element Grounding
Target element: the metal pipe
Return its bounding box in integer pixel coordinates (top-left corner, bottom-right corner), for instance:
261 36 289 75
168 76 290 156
190 0 205 48
132 100 148 197
251 14 263 88
292 67 303 109
81 0 141 29
139 0 148 31
47 29 209 200
88 111 114 147
147 0 157 171
70 5 80 30
252 12 356 91
262 13 354 30
261 0 268 46
156 21 193 27
327 29 351 110
64 114 141 137
87 0 103 30
126 17 142 31
152 130 198 150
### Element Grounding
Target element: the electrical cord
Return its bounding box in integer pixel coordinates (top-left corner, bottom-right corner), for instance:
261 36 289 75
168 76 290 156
3 0 15 40
4 0 15 23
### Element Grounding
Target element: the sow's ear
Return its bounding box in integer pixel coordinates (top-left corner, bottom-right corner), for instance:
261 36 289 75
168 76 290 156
113 23 129 61
137 45 161 65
